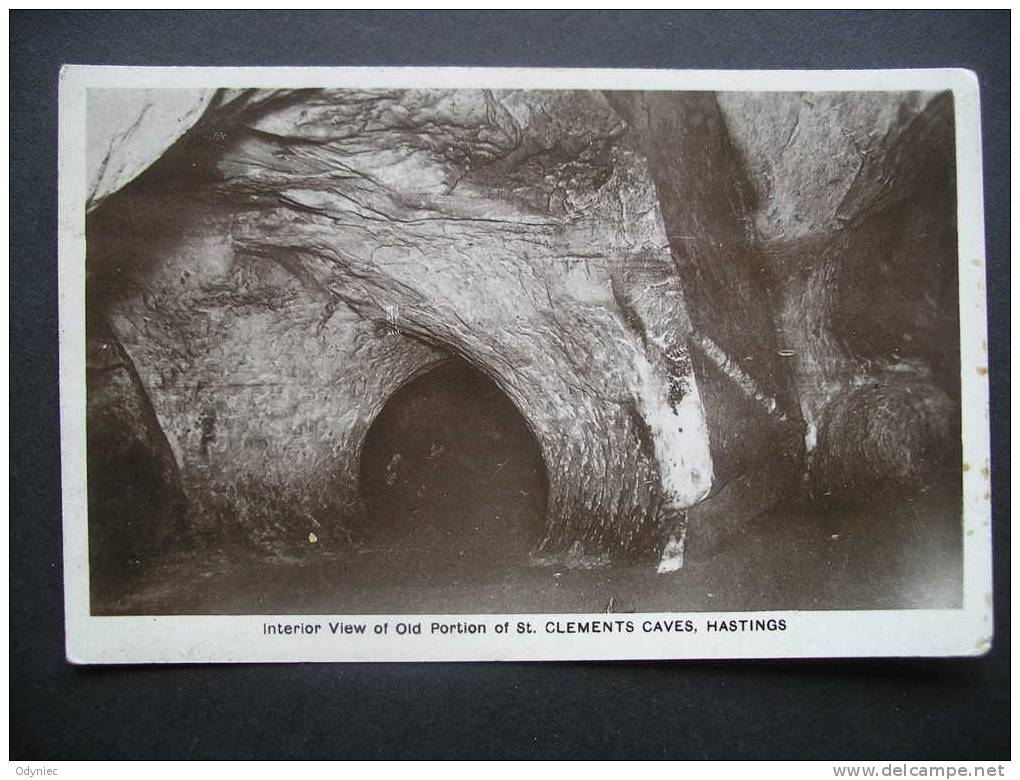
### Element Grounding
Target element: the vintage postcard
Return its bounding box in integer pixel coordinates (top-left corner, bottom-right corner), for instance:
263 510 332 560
59 66 991 663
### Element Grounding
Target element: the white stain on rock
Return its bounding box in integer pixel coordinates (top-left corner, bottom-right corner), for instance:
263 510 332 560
633 349 713 509
656 527 686 574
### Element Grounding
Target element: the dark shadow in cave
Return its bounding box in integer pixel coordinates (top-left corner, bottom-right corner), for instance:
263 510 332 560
358 357 549 578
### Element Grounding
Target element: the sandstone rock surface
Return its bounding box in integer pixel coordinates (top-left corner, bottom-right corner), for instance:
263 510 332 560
85 85 961 568
88 88 715 558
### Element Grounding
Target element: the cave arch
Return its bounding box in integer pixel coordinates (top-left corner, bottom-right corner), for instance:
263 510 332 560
357 356 550 567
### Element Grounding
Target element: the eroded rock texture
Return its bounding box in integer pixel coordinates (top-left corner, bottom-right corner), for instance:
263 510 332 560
85 86 961 571
86 315 187 583
721 92 960 501
88 88 715 560
608 91 806 483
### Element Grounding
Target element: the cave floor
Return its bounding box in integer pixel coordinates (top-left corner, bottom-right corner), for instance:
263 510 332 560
88 351 963 616
92 491 963 616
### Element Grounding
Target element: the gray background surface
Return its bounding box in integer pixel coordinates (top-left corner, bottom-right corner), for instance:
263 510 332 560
10 10 1010 759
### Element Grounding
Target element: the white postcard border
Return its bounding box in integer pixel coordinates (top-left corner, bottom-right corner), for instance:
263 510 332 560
58 66 992 664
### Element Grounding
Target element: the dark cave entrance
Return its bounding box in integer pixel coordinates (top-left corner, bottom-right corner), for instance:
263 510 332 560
358 358 549 570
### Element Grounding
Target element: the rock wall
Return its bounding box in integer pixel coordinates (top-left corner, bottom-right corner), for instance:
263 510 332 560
87 88 715 559
86 87 215 212
607 91 806 482
85 85 962 566
86 314 187 578
718 92 960 498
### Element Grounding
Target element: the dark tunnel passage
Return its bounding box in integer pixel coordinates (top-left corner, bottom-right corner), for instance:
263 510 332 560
358 358 549 576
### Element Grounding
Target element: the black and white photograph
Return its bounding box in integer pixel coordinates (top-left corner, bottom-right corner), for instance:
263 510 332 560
59 66 991 663
12 10 1010 766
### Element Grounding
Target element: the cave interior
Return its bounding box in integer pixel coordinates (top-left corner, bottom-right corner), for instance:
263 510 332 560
84 86 963 615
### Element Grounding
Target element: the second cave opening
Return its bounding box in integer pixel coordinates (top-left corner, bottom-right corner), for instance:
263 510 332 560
358 357 549 574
